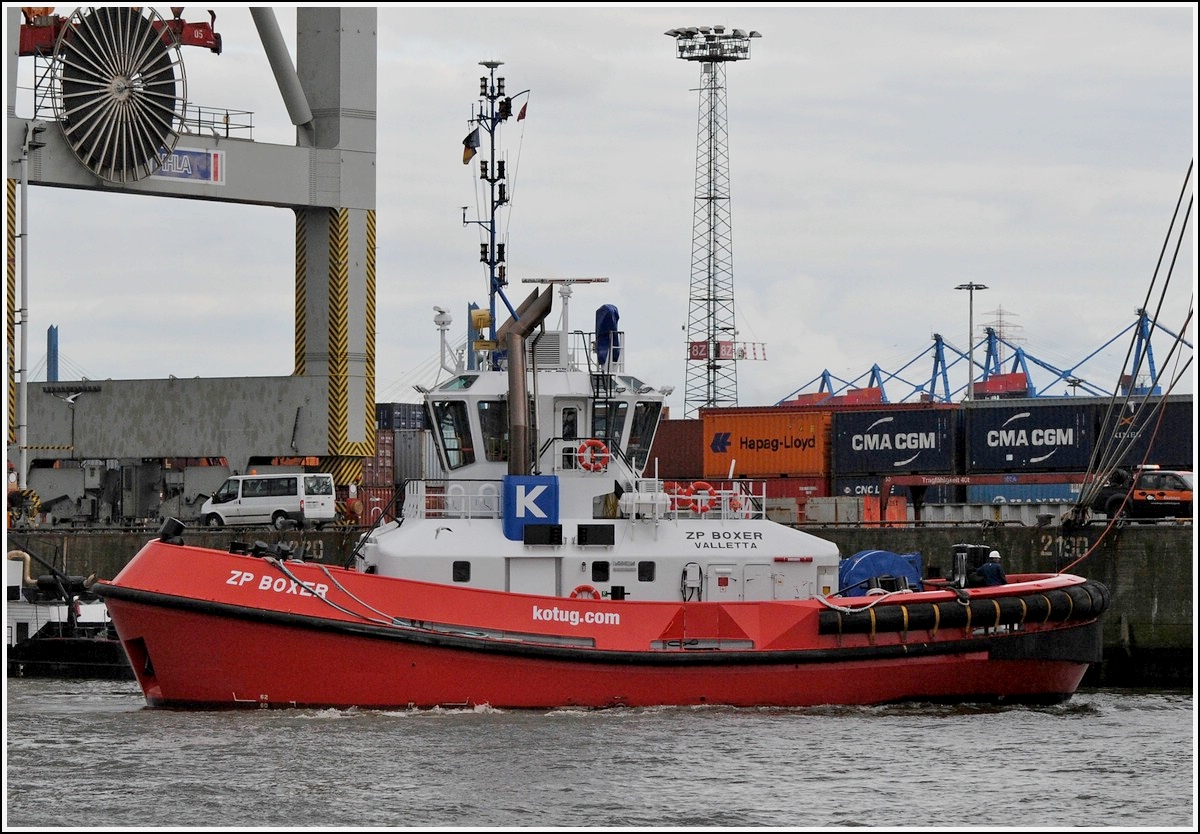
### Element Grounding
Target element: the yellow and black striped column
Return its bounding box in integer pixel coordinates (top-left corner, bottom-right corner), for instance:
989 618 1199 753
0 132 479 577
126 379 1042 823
295 206 376 488
7 178 17 446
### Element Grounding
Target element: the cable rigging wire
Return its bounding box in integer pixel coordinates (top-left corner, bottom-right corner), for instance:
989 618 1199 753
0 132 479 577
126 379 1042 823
1063 159 1194 544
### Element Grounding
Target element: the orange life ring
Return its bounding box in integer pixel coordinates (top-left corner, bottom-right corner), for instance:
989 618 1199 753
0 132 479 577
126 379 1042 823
690 481 716 513
675 483 696 512
577 439 611 472
570 584 602 600
665 481 685 511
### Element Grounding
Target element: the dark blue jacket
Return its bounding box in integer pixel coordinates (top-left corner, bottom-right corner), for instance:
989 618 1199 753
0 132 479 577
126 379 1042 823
974 561 1007 586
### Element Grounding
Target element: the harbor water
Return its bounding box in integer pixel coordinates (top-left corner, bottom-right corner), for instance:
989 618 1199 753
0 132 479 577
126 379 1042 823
4 679 1194 830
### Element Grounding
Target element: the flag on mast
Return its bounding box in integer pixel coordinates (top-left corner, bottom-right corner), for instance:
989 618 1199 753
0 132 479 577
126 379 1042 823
462 127 480 164
517 102 527 121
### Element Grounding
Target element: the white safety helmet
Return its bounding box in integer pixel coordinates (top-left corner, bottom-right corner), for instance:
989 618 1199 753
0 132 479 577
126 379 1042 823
988 550 1001 561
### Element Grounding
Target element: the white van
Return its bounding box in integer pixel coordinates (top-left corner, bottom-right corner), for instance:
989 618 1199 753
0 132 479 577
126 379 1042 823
200 473 337 529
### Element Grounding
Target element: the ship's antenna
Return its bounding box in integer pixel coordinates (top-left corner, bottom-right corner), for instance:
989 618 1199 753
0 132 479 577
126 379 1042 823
462 60 529 370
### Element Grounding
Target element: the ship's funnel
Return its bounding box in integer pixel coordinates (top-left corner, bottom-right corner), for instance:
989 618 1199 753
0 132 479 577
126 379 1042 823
496 289 552 472
500 288 554 475
496 287 553 342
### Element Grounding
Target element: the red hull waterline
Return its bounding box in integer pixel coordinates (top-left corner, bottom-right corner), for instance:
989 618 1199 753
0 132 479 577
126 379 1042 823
96 541 1106 710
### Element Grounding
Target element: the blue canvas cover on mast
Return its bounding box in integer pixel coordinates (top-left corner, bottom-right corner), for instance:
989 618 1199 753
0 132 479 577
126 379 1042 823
596 304 621 367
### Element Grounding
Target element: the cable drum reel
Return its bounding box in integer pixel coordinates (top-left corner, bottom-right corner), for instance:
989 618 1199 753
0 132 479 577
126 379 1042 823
51 6 188 183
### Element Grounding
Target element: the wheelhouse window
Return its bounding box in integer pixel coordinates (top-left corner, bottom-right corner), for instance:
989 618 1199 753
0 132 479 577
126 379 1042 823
431 400 475 470
438 375 479 391
626 401 663 473
592 401 628 449
478 400 509 462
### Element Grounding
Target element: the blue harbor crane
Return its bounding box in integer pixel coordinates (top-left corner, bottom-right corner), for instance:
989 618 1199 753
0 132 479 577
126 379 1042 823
777 309 1192 404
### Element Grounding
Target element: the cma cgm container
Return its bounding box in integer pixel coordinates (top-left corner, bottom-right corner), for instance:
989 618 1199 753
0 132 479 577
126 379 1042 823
965 399 1096 472
831 405 961 475
1100 395 1193 469
700 407 830 479
644 419 703 480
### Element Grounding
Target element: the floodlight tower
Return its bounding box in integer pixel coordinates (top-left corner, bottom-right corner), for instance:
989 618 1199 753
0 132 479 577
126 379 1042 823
666 25 761 417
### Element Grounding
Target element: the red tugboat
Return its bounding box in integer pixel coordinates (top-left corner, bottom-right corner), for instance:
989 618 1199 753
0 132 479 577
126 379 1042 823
93 62 1108 710
93 268 1109 709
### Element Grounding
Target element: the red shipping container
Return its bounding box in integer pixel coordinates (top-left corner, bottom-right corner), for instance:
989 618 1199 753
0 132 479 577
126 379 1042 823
644 419 704 480
760 476 828 524
972 372 1029 397
358 485 399 525
781 387 884 407
761 475 829 501
360 461 393 489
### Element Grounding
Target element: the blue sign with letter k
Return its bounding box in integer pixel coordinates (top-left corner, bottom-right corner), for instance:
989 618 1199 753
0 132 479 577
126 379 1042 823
502 475 559 540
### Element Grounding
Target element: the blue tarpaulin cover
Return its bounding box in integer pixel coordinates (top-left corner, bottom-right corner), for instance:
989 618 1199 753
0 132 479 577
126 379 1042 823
596 304 620 366
838 550 924 596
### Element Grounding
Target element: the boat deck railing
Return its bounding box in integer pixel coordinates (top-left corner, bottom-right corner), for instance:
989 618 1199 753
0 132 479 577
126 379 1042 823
562 329 625 375
541 436 634 476
636 478 769 522
405 480 502 520
521 329 626 374
403 476 768 522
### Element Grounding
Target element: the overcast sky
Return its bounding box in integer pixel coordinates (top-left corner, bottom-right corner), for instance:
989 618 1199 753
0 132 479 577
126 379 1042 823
6 4 1196 410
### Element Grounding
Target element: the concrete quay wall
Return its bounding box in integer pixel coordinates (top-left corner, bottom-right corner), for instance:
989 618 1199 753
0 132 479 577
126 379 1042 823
9 523 1192 688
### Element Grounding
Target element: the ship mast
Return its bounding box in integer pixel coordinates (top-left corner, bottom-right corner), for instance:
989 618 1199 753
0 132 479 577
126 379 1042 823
462 60 528 370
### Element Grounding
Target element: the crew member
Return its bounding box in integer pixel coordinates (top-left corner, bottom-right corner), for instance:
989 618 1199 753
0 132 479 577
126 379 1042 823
971 550 1008 587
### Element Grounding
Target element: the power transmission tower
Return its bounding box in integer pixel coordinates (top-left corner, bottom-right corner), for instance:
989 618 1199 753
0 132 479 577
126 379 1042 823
666 25 761 417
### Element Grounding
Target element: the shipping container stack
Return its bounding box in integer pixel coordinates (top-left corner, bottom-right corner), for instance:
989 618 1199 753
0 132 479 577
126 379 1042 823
361 429 394 488
645 394 1191 523
374 402 434 485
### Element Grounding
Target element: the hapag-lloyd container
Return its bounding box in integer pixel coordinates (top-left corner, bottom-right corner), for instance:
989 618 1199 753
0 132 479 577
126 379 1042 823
701 407 830 479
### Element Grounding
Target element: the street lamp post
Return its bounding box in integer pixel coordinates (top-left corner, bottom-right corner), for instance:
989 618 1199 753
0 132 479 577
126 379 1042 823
954 283 988 401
